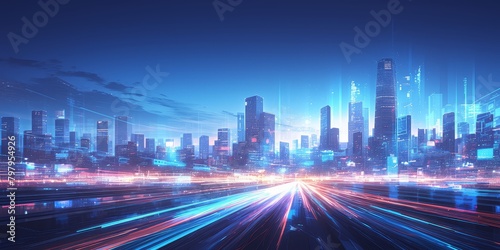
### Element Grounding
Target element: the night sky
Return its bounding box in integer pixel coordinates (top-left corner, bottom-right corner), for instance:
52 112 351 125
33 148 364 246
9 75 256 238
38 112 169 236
1 0 499 145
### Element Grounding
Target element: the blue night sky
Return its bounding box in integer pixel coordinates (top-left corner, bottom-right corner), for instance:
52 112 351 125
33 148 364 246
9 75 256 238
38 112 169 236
1 0 499 145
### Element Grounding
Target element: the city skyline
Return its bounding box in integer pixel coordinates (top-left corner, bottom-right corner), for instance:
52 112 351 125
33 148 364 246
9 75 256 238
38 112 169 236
1 0 500 145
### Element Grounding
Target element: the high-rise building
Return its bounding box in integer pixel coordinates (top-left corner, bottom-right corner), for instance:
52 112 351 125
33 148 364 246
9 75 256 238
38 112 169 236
301 135 309 149
32 110 47 136
115 116 129 146
259 112 275 159
320 105 331 150
69 131 77 148
348 101 364 155
1 117 19 162
418 128 427 146
352 131 363 156
245 96 263 144
374 58 397 160
131 133 145 152
442 112 455 153
96 121 109 154
397 115 411 163
182 133 193 149
280 141 290 164
23 130 35 161
476 112 494 160
237 112 245 143
458 122 470 139
145 138 155 155
215 129 230 164
329 128 340 152
55 114 69 147
363 107 369 149
311 134 318 148
199 135 209 160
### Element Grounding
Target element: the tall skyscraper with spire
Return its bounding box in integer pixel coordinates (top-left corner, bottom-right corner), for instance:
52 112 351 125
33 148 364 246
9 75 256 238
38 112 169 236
374 58 397 161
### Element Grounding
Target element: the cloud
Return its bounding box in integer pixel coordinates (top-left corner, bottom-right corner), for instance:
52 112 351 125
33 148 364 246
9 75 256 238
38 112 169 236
0 57 62 70
104 81 130 91
56 70 106 84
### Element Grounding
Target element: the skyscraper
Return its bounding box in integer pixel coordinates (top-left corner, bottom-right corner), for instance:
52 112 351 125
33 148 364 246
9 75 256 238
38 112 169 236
199 135 209 160
280 141 290 164
329 128 340 152
259 112 275 159
363 107 369 149
397 115 411 163
374 58 397 160
131 133 145 152
320 105 331 150
32 110 47 136
182 133 193 149
442 112 455 153
96 121 109 154
1 117 19 162
145 138 155 155
348 101 364 155
301 135 309 149
115 116 129 146
216 128 230 164
476 112 494 159
245 96 263 144
237 112 245 142
55 111 69 147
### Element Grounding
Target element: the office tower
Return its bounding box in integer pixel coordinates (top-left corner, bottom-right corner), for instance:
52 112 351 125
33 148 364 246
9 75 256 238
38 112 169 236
442 112 455 153
96 121 109 154
329 128 340 152
320 105 331 150
237 112 245 142
131 133 145 152
115 116 129 146
311 134 318 148
363 107 369 149
348 101 364 155
428 93 443 136
69 131 77 148
127 141 138 158
182 133 193 149
418 129 427 146
55 111 69 147
23 130 35 161
301 135 309 149
245 96 263 144
80 138 90 150
374 58 397 160
215 129 230 164
476 112 494 159
145 138 155 155
352 131 362 156
199 135 209 160
32 110 47 136
397 115 411 163
1 117 19 162
259 112 275 159
280 141 290 164
458 122 470 139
